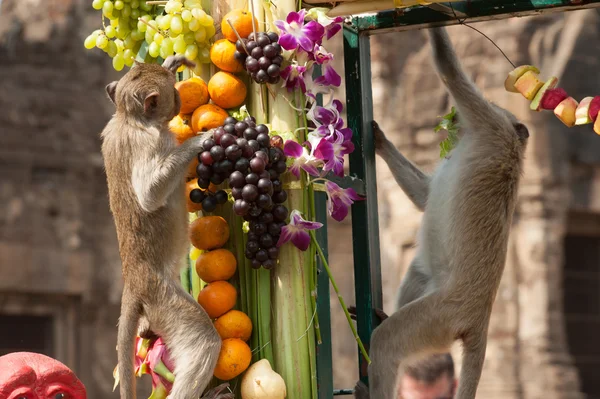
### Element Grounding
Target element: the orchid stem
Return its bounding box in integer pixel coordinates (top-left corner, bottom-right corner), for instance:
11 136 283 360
309 229 371 364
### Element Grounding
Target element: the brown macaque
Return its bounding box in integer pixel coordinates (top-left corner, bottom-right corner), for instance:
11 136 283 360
101 56 224 399
353 27 528 399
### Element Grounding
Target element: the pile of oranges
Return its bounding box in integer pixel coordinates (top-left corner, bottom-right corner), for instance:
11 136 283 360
189 215 253 381
169 9 256 146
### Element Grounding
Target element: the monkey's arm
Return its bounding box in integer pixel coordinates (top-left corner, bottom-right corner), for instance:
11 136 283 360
428 28 500 131
132 136 204 212
373 121 430 211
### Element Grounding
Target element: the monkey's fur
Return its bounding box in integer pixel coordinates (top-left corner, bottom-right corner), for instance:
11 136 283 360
355 27 529 399
101 56 221 399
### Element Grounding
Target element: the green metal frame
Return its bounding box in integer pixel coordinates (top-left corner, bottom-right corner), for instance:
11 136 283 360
314 0 600 396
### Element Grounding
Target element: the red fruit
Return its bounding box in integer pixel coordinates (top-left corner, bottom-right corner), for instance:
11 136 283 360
540 88 568 110
588 96 600 122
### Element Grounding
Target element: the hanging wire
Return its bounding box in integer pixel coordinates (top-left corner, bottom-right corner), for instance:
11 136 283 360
449 2 516 69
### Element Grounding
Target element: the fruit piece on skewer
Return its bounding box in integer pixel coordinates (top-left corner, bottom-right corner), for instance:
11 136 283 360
588 96 600 123
514 71 545 101
530 77 558 111
594 114 600 135
540 88 569 110
554 97 579 127
505 65 540 93
575 97 594 125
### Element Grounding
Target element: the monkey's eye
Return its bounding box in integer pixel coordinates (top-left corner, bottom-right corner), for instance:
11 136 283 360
54 393 66 399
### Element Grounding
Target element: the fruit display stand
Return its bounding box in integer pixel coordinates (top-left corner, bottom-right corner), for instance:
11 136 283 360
83 0 600 398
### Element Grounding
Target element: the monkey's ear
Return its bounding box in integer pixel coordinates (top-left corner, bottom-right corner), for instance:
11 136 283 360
514 123 529 140
106 81 118 105
144 91 160 115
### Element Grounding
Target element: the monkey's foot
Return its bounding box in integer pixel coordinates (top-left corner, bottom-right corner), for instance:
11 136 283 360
372 120 385 151
348 305 389 322
201 383 234 399
354 381 370 399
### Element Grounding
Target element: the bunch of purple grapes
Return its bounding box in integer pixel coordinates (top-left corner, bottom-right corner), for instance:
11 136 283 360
189 186 229 212
190 114 289 270
234 31 283 85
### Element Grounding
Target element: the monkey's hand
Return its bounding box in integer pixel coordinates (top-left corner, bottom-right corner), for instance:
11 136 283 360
162 55 196 74
354 381 370 399
348 305 389 322
201 383 234 399
372 120 387 152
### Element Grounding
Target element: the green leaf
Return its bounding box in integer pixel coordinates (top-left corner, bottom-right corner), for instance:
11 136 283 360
434 107 460 159
228 105 250 121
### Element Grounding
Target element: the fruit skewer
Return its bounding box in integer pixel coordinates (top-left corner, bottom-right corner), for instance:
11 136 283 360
505 65 600 134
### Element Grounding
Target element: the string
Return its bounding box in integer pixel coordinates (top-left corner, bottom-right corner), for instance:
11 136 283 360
448 2 516 69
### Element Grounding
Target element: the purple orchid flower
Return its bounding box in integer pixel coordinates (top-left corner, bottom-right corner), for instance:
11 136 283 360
284 139 323 178
324 181 363 222
277 210 323 251
275 10 325 52
316 130 355 177
281 64 308 93
312 44 333 64
314 64 342 87
305 8 344 41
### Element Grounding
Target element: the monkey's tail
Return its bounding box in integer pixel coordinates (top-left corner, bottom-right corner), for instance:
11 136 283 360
117 290 142 399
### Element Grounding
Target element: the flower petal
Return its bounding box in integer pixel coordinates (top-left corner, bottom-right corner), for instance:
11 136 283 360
286 10 305 24
296 219 324 230
290 230 311 251
303 21 325 42
296 35 314 52
301 163 321 177
276 225 294 247
284 140 305 158
274 20 287 31
279 33 299 50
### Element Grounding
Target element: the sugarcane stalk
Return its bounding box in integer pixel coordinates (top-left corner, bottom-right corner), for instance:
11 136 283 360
266 0 318 392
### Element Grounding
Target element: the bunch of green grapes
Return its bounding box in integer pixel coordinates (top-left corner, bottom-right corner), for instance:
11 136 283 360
84 0 216 73
84 0 152 71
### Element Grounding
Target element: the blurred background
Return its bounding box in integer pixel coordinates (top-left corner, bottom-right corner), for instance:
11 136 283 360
1 1 600 397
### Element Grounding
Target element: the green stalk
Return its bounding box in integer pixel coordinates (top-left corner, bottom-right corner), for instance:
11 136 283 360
267 35 317 396
310 230 371 364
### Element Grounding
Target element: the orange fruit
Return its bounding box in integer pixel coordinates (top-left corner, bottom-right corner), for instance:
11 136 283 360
208 71 247 110
210 39 244 73
189 215 230 250
196 248 237 283
175 77 209 114
221 9 257 43
197 281 237 319
213 338 252 381
169 114 196 144
191 104 229 132
214 310 253 341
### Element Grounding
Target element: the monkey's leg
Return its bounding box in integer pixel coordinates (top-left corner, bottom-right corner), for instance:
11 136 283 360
455 332 488 399
373 121 430 211
394 258 430 311
368 294 453 399
151 281 221 399
132 135 206 212
117 290 143 399
137 315 157 340
427 28 499 131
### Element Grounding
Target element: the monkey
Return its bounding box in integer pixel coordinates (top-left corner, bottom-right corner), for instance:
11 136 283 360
352 27 529 399
101 55 225 399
